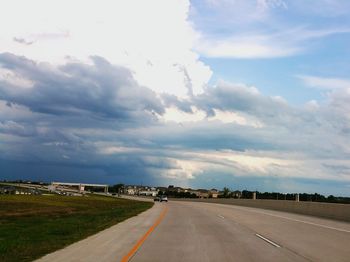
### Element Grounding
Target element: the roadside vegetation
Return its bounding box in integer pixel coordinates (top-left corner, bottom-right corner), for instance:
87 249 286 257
0 194 153 262
220 188 350 204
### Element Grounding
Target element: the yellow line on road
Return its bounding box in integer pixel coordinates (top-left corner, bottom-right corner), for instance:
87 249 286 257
120 206 168 262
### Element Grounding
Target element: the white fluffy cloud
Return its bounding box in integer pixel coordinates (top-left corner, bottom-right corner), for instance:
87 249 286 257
0 0 212 97
298 75 350 90
191 0 350 59
195 27 350 59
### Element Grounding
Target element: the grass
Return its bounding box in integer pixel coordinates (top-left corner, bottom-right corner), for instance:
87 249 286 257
0 194 153 262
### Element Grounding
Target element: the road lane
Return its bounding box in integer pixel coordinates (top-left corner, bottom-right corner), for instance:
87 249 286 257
193 202 350 262
131 201 350 262
132 202 307 262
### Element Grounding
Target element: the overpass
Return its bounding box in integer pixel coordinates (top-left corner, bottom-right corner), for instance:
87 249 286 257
51 182 108 193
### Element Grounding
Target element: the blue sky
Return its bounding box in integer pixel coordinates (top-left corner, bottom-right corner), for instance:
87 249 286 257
190 0 350 104
0 0 350 196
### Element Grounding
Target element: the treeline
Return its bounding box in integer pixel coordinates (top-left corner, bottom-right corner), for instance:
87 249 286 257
227 190 350 204
159 190 198 198
108 184 124 193
1 180 48 185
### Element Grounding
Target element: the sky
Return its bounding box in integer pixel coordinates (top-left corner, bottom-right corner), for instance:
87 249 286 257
1 0 350 196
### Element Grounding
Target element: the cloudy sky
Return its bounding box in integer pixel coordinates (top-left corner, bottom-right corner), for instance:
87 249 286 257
1 0 350 195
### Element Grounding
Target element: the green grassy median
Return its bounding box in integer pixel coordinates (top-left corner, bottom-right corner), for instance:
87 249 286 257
0 194 153 262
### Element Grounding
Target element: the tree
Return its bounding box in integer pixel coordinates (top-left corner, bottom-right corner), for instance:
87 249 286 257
223 187 230 198
109 184 124 193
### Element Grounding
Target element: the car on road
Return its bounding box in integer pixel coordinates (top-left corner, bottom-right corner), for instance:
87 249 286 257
160 195 168 202
154 196 160 201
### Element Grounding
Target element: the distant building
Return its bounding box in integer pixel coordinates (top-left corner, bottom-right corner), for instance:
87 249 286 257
197 189 209 198
15 188 41 195
156 187 168 193
167 186 184 193
138 186 158 196
209 189 219 198
48 185 56 192
187 189 200 197
0 186 16 194
123 185 158 196
138 190 158 197
231 190 242 198
125 186 137 195
0 185 41 195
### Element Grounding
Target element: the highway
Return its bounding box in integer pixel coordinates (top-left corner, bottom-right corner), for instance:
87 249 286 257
36 200 350 262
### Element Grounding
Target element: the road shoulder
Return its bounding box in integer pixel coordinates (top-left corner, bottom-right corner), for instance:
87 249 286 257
35 202 163 262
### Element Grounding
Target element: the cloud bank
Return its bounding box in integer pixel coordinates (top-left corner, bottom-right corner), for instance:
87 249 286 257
1 53 350 194
1 0 350 195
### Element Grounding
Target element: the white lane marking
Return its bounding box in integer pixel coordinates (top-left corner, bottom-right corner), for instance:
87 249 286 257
186 201 350 234
224 205 350 234
217 215 225 219
270 215 350 234
255 234 281 248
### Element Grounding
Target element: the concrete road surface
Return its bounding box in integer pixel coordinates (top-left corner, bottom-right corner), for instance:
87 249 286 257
36 200 350 262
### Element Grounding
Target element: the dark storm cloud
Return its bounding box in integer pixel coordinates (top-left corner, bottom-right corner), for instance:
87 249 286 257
0 53 164 122
161 93 193 113
146 122 279 151
194 81 292 120
13 37 34 46
1 53 350 195
0 53 171 185
0 120 36 137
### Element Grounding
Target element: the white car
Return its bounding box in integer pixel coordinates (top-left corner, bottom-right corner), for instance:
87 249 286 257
160 195 168 202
